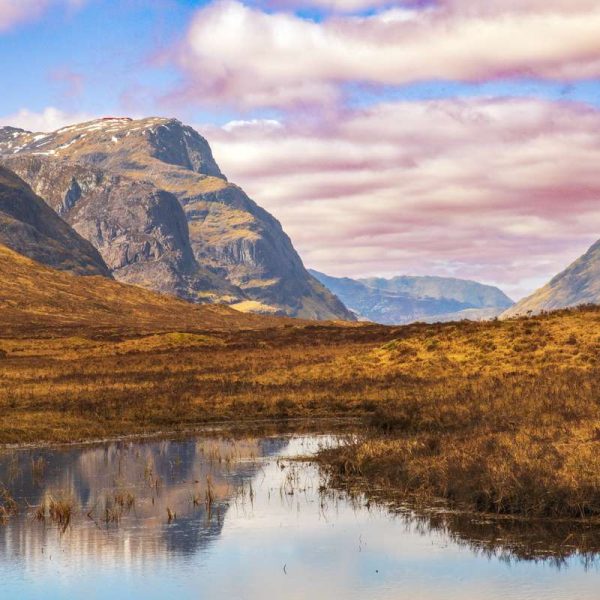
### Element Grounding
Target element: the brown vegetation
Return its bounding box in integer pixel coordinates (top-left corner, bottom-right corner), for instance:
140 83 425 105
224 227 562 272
1 241 600 518
316 306 600 519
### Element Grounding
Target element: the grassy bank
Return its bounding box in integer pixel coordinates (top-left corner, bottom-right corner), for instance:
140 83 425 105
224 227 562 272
2 304 600 519
316 307 600 520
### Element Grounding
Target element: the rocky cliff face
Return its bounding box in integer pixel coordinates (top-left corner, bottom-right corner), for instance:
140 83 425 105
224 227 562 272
310 269 513 324
3 155 240 302
502 239 600 318
0 165 110 277
0 118 352 320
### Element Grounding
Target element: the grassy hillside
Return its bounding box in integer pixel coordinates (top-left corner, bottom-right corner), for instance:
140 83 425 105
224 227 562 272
0 244 280 337
0 249 599 520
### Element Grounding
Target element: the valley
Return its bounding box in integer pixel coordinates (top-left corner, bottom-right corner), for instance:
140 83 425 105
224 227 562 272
3 4 600 598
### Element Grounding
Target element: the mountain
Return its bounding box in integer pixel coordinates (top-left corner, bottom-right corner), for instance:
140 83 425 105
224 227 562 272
0 243 278 337
0 118 352 321
309 270 514 324
0 165 110 277
502 239 600 318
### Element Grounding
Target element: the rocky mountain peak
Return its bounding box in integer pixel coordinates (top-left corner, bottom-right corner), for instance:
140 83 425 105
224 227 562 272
0 117 224 179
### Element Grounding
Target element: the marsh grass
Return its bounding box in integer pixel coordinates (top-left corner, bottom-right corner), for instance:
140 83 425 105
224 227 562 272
113 491 135 511
319 369 600 519
2 305 600 519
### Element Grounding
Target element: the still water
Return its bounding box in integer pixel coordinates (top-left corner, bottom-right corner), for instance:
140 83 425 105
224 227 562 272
0 434 599 600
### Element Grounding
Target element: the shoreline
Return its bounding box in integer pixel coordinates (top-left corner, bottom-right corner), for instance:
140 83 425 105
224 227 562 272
0 416 360 451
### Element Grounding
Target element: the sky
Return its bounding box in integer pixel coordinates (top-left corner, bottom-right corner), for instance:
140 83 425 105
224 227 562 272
1 0 600 300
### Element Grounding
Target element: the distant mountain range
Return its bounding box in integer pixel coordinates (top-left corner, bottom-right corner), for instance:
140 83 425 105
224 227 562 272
0 118 352 321
309 270 514 324
502 239 600 318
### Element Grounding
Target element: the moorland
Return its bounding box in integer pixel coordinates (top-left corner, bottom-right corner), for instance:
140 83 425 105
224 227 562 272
1 244 599 521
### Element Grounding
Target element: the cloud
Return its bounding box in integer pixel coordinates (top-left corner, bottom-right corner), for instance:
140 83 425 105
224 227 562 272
222 118 283 132
0 0 85 32
174 0 600 110
267 0 600 15
205 98 600 299
0 107 96 132
49 67 85 100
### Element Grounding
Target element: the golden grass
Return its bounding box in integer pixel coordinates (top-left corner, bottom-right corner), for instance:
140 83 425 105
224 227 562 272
0 244 288 338
315 307 600 519
230 300 280 314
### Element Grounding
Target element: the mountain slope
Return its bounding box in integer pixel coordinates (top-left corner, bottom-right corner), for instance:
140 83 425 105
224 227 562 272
0 165 110 277
310 270 513 324
3 155 241 302
0 118 353 320
502 239 600 318
0 243 278 337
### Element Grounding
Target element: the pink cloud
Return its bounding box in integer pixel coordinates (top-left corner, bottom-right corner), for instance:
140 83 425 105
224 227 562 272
49 67 85 99
174 0 600 110
204 99 600 300
265 0 600 16
0 0 85 32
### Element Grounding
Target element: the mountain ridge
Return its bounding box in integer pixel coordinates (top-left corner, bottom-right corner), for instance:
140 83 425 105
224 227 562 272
0 165 111 278
502 239 600 318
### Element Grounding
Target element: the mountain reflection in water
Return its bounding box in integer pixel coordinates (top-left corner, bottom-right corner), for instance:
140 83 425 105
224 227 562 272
0 435 599 600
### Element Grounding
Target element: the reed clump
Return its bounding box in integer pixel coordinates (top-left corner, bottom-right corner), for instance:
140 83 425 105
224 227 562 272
31 456 46 481
35 495 75 531
99 490 136 524
113 491 135 511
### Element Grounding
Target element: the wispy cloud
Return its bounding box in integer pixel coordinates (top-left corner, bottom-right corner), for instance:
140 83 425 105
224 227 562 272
48 67 85 100
206 98 600 299
265 0 600 15
0 0 85 32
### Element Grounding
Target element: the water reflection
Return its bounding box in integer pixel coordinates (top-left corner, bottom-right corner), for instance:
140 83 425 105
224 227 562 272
0 435 599 600
0 437 286 562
